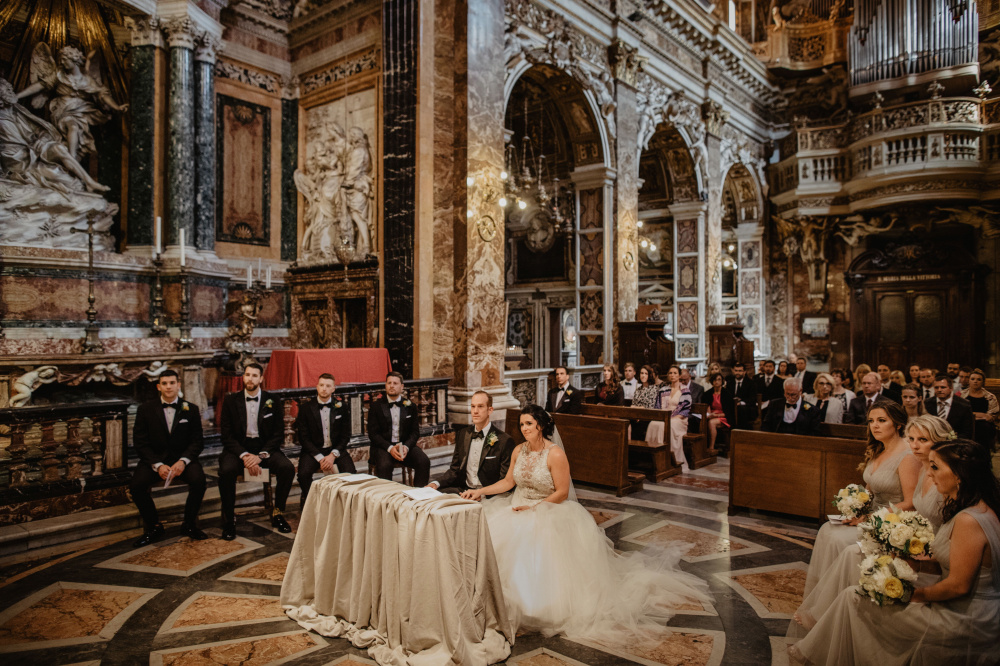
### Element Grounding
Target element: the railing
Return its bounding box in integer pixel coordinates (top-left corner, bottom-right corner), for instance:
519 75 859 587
505 365 604 409
0 401 131 500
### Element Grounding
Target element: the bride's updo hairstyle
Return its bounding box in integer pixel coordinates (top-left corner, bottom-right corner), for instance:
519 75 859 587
930 439 1000 523
520 404 555 439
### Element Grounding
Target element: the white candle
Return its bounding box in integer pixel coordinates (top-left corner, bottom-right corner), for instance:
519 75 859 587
246 265 252 288
179 229 186 266
258 258 262 276
266 266 272 289
154 217 162 257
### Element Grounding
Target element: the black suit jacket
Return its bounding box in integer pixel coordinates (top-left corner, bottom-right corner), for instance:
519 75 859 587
295 397 351 459
846 392 898 425
732 378 758 411
881 383 903 403
795 371 818 393
686 382 705 403
435 425 516 491
367 398 420 450
763 399 822 436
756 375 784 403
545 385 583 414
133 399 204 467
220 390 284 456
924 396 976 440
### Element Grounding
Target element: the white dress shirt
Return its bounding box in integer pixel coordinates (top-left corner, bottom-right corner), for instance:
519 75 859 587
466 423 491 489
317 399 334 461
387 398 402 450
245 390 260 437
783 397 802 423
622 379 638 401
153 400 190 471
555 383 569 407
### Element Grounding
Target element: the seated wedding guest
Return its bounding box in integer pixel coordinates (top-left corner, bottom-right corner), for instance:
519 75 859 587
876 363 903 402
946 361 961 390
732 362 758 427
429 390 515 494
697 362 721 391
962 369 998 452
756 359 784 411
701 372 734 456
776 360 790 379
807 372 843 424
846 371 897 424
791 438 1000 666
919 367 937 401
621 362 638 406
294 373 356 506
594 363 624 406
927 374 976 440
629 365 659 440
544 366 583 414
908 362 922 385
129 369 207 547
654 365 692 472
758 359 767 376
799 400 920 616
789 414 948 638
793 357 817 395
368 372 431 487
219 363 293 539
890 369 907 388
762 378 821 435
957 365 974 394
901 382 927 422
852 363 872 392
829 368 856 415
680 367 704 403
650 363 665 387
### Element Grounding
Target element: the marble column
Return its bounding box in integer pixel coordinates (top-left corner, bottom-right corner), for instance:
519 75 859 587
735 223 766 352
163 18 196 252
193 32 221 254
280 77 300 263
382 0 419 377
125 17 162 250
671 202 708 361
704 133 724 335
448 0 518 423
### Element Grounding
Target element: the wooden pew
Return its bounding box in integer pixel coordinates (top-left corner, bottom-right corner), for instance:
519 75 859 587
729 429 867 521
504 409 644 496
821 423 868 440
684 404 717 469
578 404 682 481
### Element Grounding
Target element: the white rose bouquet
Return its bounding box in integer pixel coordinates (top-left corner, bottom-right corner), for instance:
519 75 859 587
859 505 935 559
857 554 918 606
832 484 872 520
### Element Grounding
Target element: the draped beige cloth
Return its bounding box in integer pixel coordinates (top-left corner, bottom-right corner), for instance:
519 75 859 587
281 475 514 666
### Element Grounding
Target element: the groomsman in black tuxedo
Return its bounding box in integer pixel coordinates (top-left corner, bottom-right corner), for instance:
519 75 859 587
732 362 758 427
762 378 821 435
429 390 516 494
544 366 583 414
218 362 294 539
130 369 207 546
295 373 356 505
755 360 784 410
926 375 975 440
368 372 431 486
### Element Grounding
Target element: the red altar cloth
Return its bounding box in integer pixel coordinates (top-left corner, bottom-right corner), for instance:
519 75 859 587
263 348 392 389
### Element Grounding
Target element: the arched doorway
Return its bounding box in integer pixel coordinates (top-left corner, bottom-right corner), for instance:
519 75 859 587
720 163 766 350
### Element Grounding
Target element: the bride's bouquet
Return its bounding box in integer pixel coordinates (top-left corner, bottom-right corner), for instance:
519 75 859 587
858 505 935 558
832 484 872 520
857 554 918 606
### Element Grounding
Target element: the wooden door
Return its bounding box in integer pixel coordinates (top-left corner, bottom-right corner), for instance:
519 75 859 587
872 288 947 372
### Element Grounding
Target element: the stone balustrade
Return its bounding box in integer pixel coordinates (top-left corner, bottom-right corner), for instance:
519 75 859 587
505 365 604 410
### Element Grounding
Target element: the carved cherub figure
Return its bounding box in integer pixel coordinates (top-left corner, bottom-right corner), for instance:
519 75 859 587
11 366 59 407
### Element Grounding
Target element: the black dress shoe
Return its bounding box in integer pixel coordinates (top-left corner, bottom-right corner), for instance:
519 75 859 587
180 523 209 540
221 523 237 541
133 523 165 548
271 514 292 533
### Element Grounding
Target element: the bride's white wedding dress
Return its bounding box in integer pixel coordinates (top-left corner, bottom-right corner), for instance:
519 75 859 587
481 442 709 642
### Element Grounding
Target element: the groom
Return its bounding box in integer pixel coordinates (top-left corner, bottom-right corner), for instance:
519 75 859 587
428 391 516 494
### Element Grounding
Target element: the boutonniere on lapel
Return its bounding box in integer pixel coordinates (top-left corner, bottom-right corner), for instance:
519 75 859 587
485 432 499 449
265 398 274 409
802 402 811 411
181 402 190 411
565 388 573 395
402 399 412 407
334 400 342 408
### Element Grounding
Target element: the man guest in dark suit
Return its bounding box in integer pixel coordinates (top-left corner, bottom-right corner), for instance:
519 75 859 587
755 360 784 411
429 390 515 494
368 372 431 486
846 372 897 425
544 366 583 414
218 362 294 539
762 377 821 435
876 364 903 402
926 374 976 440
129 369 207 546
732 362 758 427
793 358 817 398
294 372 356 505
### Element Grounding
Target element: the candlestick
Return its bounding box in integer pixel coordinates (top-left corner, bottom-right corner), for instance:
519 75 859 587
150 255 167 336
179 229 186 266
178 265 193 350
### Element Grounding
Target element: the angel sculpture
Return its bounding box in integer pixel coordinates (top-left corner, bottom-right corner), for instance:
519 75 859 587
17 44 128 160
834 215 896 246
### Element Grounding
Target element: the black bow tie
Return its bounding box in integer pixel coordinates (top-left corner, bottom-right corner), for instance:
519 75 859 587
785 403 797 409
472 430 485 441
162 402 177 409
319 403 331 410
389 401 400 408
246 396 259 402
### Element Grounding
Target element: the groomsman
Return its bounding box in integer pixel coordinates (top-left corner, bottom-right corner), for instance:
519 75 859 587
544 366 583 414
368 372 431 486
621 363 639 406
429 390 516 494
129 370 207 547
295 373 356 505
218 363 294 539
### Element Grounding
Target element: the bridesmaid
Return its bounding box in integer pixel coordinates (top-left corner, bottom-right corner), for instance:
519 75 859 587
801 400 921 602
789 414 947 635
900 382 927 422
791 439 1000 665
595 363 624 406
648 365 691 472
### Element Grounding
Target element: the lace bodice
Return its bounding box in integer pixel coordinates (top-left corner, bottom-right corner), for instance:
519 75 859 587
512 444 556 505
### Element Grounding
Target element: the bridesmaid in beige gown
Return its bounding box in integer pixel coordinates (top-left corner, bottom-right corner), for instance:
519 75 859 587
791 439 1000 666
801 401 921 603
790 414 947 635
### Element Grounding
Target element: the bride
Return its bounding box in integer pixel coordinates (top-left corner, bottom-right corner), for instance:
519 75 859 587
461 404 709 641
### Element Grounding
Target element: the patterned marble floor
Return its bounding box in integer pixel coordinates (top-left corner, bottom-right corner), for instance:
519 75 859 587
0 459 818 665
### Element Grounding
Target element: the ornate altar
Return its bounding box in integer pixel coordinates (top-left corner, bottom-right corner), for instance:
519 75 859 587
286 259 379 349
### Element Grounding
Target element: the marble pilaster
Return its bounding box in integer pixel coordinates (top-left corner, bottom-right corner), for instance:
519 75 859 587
671 202 708 361
125 18 162 250
613 78 640 353
193 33 221 253
735 223 766 350
164 19 197 252
704 133 724 333
280 78 300 263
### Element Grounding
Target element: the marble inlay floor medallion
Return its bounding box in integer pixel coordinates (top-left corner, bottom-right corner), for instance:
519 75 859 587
714 562 810 619
620 519 769 562
219 552 290 586
586 508 633 529
149 629 327 666
581 627 727 666
157 592 288 635
0 581 159 653
507 648 593 665
96 532 263 576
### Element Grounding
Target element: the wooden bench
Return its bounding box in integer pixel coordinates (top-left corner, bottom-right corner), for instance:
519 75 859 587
821 423 869 440
684 403 717 469
728 429 867 521
504 409 644 496
579 404 681 481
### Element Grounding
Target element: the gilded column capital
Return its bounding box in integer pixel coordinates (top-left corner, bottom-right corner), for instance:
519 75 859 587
124 16 164 49
163 17 197 50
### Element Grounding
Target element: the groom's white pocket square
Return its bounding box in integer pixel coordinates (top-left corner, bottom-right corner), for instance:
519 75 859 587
485 456 497 460
179 419 189 424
